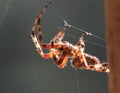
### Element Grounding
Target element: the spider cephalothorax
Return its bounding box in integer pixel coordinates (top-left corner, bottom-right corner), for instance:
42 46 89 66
31 2 110 73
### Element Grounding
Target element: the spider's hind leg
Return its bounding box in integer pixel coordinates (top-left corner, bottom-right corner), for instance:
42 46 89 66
71 53 110 73
88 63 110 73
84 53 110 73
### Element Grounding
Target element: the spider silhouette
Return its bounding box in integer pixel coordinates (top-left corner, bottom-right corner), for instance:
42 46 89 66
31 2 109 73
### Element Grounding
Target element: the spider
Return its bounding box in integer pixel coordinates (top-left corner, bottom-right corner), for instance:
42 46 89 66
31 2 110 73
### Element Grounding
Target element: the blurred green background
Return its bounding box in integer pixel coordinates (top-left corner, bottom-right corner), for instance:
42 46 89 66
0 0 108 93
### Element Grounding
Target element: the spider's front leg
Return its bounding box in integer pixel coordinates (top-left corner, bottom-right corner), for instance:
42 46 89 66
31 2 62 59
31 2 52 39
33 2 67 49
31 2 55 59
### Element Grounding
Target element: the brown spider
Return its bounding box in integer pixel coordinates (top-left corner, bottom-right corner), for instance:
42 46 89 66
31 2 110 73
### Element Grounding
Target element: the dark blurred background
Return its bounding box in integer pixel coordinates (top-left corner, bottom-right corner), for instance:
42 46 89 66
0 0 108 93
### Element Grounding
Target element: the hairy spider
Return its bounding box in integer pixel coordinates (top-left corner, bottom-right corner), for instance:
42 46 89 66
31 2 110 73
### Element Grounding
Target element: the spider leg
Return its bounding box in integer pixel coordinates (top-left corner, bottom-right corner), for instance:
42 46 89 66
87 63 110 73
38 26 67 53
37 24 65 49
31 1 66 50
83 53 110 73
53 51 68 68
31 2 54 59
37 24 67 49
74 33 89 67
50 26 67 44
76 33 85 49
32 35 60 59
71 53 110 73
71 51 88 68
75 33 110 73
31 2 52 39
